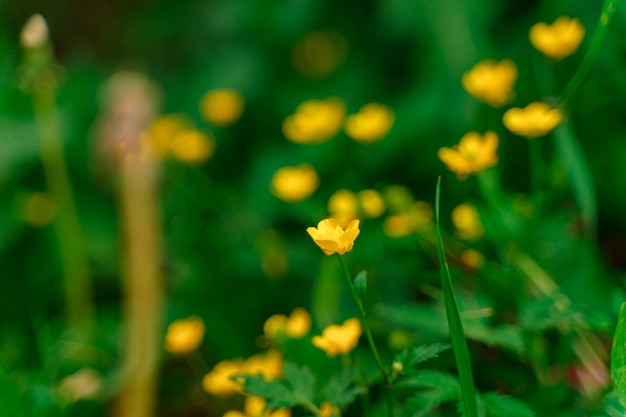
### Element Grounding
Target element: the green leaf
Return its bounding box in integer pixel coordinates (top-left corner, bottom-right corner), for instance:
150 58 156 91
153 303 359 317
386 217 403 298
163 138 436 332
242 375 301 409
480 391 536 417
610 302 626 408
322 369 366 408
0 366 29 417
394 342 451 370
435 177 478 417
353 270 367 301
398 370 460 417
283 362 316 402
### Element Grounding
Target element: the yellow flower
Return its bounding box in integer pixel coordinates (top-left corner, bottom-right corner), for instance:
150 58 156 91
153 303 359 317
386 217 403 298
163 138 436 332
241 349 284 382
502 102 562 137
319 402 341 417
344 103 395 143
312 318 362 357
165 316 205 355
270 164 319 203
169 129 216 164
451 203 483 240
292 30 347 78
223 396 291 417
438 131 499 179
529 17 585 60
200 88 245 126
358 189 385 218
307 218 360 256
327 189 358 226
460 249 484 270
147 114 191 157
461 59 517 107
264 308 312 339
282 97 345 144
383 201 433 238
202 358 245 397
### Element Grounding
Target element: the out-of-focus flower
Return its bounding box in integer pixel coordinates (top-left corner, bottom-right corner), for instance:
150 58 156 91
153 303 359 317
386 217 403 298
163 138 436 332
530 17 585 60
169 129 216 164
383 201 433 238
452 203 483 240
58 368 102 403
21 192 56 227
270 164 319 203
165 316 205 355
147 114 191 157
200 88 245 126
307 219 360 256
461 59 517 107
438 131 499 180
224 395 291 417
241 349 284 382
319 402 341 417
20 14 48 48
292 30 347 78
383 185 414 213
328 189 358 226
202 358 245 397
282 98 345 144
344 103 395 143
460 249 484 269
264 308 312 340
358 189 385 218
312 318 362 357
503 102 562 137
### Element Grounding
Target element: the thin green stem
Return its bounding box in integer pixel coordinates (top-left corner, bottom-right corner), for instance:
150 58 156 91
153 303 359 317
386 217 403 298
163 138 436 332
336 254 393 417
557 0 619 106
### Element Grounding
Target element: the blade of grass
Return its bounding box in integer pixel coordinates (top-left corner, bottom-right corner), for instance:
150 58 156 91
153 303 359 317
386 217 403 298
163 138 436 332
435 177 478 417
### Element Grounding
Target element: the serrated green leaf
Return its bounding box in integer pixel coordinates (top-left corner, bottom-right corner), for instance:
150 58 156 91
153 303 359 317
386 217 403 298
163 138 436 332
610 302 626 408
243 375 301 409
354 270 367 301
283 362 316 402
395 342 451 370
322 369 366 408
480 391 536 417
399 371 461 417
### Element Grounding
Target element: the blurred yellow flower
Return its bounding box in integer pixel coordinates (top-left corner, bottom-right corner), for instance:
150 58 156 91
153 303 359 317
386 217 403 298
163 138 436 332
270 164 319 203
165 316 205 355
200 88 245 126
383 185 414 213
452 203 483 240
202 358 245 397
22 192 56 227
344 103 395 143
169 129 216 164
503 102 562 137
358 189 385 218
461 249 484 270
319 402 341 417
529 17 585 60
264 308 312 340
438 131 499 179
292 30 347 78
307 218 360 256
312 318 362 357
223 395 291 417
383 201 433 238
328 189 358 226
148 114 191 157
282 97 345 144
461 59 517 107
241 349 284 382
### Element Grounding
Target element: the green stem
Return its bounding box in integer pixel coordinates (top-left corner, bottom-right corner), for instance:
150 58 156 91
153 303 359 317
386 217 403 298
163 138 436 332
336 254 393 417
557 0 619 105
32 85 93 334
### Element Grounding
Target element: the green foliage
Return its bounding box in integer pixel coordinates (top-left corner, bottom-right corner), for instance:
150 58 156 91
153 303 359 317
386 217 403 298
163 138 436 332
394 342 452 371
610 303 626 408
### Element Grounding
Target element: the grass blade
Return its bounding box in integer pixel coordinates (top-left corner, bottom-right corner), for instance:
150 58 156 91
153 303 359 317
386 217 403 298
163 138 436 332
435 177 478 417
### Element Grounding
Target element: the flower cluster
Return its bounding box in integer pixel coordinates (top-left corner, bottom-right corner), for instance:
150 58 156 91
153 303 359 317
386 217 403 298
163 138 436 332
282 97 346 144
270 164 319 203
344 103 395 143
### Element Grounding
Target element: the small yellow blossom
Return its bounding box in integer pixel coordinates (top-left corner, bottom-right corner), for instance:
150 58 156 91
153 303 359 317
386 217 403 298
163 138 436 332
147 114 192 157
202 358 245 397
223 396 291 417
264 308 312 339
460 249 484 269
383 201 433 238
358 189 385 218
503 102 562 138
169 129 216 164
282 98 345 144
344 103 395 143
312 318 362 357
438 131 499 179
292 30 347 78
307 218 360 256
462 59 517 107
165 316 205 355
200 88 245 126
328 189 358 226
319 402 341 417
241 349 284 382
529 17 585 60
270 164 319 203
452 203 483 240
22 192 56 227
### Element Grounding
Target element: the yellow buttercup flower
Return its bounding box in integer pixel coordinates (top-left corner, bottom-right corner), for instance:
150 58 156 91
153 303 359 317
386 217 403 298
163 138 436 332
169 129 216 164
503 102 562 137
241 349 283 382
200 88 245 126
147 114 192 157
282 97 345 144
319 402 341 417
202 358 245 397
438 131 499 180
461 59 517 107
358 189 385 218
307 218 360 256
530 17 585 60
270 164 319 203
292 30 347 78
165 316 205 355
223 396 291 417
344 103 395 143
312 318 362 357
264 308 312 340
451 203 483 240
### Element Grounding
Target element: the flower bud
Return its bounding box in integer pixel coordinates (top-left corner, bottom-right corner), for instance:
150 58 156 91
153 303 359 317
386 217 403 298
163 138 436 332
20 14 49 48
